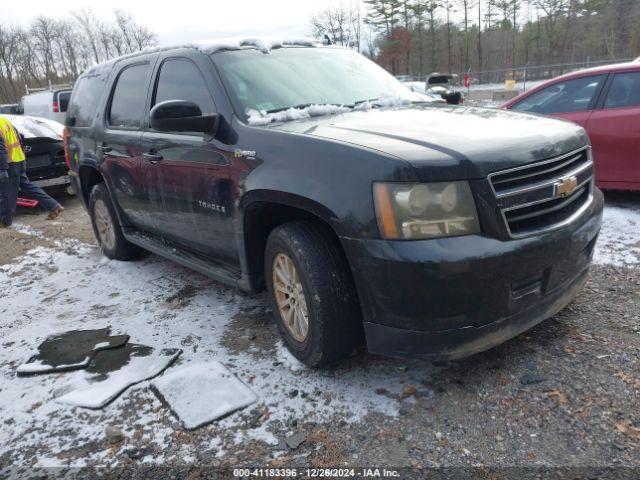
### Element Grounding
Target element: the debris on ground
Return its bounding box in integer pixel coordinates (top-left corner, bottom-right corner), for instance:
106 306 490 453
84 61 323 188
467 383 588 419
519 373 547 385
152 362 258 430
16 328 129 375
57 346 181 409
105 426 125 445
278 431 306 450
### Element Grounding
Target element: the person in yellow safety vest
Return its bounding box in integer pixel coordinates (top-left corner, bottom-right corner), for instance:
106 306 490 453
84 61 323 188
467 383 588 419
0 115 26 228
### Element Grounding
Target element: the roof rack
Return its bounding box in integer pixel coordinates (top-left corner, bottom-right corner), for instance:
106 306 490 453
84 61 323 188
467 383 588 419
25 80 73 95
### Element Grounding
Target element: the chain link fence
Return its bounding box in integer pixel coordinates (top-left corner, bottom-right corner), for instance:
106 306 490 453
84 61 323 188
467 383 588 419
459 58 635 91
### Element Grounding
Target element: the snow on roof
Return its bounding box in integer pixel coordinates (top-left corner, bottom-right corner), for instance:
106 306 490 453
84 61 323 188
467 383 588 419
191 36 320 54
82 36 323 79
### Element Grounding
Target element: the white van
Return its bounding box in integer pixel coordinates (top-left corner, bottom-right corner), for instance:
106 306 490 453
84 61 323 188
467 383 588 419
20 88 72 124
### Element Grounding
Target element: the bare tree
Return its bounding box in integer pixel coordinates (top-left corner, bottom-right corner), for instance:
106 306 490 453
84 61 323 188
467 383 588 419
30 16 59 81
0 9 157 103
72 8 102 64
311 3 362 49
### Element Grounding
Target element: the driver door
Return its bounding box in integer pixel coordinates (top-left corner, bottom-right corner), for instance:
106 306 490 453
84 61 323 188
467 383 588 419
140 54 236 264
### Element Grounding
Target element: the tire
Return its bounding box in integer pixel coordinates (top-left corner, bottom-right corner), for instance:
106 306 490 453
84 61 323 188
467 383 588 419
265 221 363 367
88 183 144 260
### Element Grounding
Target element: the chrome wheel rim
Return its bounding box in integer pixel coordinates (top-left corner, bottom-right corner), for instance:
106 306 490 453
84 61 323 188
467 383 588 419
94 199 116 251
272 253 309 342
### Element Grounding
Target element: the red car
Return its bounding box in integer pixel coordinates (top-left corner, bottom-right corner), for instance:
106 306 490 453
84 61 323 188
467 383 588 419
503 62 640 191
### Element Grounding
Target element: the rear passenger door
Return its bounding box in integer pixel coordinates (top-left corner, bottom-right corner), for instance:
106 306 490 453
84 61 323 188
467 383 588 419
587 70 640 186
141 53 236 264
101 58 158 233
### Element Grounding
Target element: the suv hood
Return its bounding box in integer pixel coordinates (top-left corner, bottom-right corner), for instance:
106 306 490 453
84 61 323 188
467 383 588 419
270 105 588 180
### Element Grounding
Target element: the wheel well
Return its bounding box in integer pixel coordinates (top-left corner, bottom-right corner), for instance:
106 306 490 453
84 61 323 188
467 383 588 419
78 165 104 204
244 202 345 288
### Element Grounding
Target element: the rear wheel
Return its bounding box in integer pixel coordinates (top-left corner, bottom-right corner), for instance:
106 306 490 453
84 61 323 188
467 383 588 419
88 183 144 260
265 221 363 367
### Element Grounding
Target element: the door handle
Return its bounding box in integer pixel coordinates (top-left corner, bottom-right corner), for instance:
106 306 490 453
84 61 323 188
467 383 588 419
142 152 163 164
100 145 112 153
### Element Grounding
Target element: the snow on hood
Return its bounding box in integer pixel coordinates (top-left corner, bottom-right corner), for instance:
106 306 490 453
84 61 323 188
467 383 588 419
3 115 63 140
246 95 413 126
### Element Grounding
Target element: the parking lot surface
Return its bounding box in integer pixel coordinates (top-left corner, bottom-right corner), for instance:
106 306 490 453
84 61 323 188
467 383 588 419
0 193 639 472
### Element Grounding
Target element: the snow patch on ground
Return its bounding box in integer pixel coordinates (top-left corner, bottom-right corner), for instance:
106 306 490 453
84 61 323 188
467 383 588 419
2 200 636 465
0 235 412 466
152 362 258 429
275 341 307 372
16 357 90 375
594 205 640 266
58 348 181 409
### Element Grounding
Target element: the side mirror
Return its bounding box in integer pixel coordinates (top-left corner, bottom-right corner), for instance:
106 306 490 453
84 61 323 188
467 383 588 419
150 100 218 134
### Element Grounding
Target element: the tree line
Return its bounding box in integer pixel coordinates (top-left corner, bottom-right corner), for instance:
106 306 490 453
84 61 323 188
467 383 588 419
0 9 156 104
311 0 640 82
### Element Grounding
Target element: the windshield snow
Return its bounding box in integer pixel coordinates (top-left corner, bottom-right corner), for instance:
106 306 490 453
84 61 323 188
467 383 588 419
212 47 420 125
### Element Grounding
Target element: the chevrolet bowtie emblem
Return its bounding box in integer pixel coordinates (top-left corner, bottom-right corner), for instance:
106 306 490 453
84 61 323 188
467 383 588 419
554 175 578 198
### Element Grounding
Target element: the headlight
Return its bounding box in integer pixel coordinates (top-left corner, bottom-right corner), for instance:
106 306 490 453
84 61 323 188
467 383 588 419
373 181 480 239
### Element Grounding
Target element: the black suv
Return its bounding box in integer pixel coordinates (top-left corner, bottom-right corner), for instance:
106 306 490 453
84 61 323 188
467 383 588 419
65 39 603 367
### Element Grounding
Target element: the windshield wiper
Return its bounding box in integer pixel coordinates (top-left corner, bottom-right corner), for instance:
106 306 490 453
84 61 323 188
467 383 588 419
265 103 313 114
351 98 379 107
266 102 347 114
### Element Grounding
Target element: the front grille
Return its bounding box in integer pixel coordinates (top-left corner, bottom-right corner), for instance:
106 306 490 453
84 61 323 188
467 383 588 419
26 153 52 169
488 147 594 238
53 150 66 166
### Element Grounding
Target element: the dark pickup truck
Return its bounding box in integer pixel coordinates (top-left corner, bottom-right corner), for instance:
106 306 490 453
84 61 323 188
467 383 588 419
65 39 603 367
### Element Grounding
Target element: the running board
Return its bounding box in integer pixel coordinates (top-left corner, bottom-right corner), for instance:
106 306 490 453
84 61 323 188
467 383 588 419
123 229 252 292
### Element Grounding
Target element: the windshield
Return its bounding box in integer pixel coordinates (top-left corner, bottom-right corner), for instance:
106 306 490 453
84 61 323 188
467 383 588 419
212 47 419 121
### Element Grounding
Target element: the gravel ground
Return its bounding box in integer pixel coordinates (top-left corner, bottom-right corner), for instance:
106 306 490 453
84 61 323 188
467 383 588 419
0 192 639 476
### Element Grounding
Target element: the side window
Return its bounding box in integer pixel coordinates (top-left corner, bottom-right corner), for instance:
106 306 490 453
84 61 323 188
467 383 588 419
512 75 604 115
108 63 150 129
153 58 215 114
67 72 110 127
604 72 640 109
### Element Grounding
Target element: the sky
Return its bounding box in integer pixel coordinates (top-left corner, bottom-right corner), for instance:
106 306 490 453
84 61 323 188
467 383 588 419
0 0 348 45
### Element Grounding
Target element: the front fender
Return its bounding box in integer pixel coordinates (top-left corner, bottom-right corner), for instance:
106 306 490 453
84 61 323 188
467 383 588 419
240 189 344 236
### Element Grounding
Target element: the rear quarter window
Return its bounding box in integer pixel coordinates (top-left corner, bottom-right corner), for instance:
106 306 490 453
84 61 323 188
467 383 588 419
67 72 110 127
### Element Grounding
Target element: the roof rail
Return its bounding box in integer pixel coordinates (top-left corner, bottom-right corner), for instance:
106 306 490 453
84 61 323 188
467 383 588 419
25 80 73 95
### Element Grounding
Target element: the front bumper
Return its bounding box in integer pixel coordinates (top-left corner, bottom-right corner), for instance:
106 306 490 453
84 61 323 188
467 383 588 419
32 175 70 189
341 188 603 360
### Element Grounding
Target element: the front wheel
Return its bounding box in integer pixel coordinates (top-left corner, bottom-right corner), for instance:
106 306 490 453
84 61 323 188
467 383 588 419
265 221 363 367
88 183 145 260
